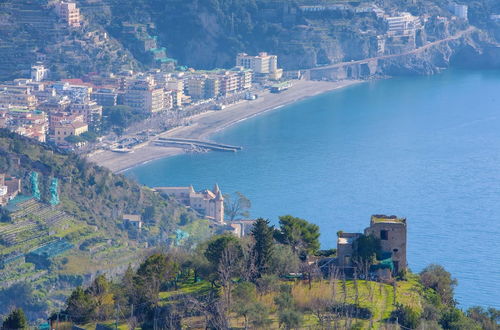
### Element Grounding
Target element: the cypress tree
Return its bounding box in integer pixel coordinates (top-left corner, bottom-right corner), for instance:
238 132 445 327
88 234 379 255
1 308 28 330
252 218 274 276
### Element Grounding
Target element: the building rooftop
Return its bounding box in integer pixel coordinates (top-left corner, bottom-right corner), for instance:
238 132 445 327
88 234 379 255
371 214 406 225
123 214 141 221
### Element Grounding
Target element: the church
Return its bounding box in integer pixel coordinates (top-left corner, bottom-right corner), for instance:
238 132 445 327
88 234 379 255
155 184 224 223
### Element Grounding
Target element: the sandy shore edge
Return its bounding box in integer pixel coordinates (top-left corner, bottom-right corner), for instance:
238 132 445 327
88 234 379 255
87 79 362 173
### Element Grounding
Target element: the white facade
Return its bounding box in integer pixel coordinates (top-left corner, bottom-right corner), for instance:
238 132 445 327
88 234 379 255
236 52 277 74
385 13 421 37
451 3 468 20
31 64 49 82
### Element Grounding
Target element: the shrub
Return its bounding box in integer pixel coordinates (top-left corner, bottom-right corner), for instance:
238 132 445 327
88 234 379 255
391 303 421 329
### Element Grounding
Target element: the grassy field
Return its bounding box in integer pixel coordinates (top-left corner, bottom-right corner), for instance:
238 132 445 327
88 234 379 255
155 273 424 329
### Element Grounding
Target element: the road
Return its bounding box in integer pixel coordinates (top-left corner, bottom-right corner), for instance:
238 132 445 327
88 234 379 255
308 26 478 72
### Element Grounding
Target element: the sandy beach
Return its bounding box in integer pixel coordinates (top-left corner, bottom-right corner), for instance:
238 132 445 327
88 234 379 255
88 79 361 173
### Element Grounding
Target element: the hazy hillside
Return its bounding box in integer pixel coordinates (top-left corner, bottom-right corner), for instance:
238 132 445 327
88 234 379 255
2 0 500 80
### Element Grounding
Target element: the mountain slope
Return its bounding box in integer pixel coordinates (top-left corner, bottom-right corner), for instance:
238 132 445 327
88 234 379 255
0 129 195 319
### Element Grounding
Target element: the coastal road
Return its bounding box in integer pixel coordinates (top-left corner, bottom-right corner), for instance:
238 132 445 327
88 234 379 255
306 26 478 73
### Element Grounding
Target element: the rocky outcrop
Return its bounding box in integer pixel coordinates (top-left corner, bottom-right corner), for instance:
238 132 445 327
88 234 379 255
309 28 500 80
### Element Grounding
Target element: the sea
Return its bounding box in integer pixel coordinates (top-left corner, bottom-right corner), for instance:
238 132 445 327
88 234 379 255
126 69 500 309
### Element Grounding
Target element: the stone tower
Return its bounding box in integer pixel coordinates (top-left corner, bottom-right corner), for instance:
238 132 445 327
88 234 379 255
214 188 224 224
364 215 407 273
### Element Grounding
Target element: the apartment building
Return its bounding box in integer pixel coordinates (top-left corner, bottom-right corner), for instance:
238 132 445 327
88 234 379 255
385 13 421 37
69 100 102 131
218 71 238 96
53 121 88 144
0 88 37 110
124 78 165 113
166 79 184 107
185 76 207 100
91 88 118 107
54 1 81 28
236 52 283 81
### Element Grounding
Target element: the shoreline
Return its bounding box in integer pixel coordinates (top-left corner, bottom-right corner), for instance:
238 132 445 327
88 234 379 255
87 79 362 173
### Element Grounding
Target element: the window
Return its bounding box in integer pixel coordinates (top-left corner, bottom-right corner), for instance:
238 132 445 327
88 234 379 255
381 230 388 240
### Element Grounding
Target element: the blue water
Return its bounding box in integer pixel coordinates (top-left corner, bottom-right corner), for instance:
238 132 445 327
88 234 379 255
126 70 500 309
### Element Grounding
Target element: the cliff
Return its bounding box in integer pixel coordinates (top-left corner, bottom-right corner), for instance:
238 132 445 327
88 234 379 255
1 0 500 80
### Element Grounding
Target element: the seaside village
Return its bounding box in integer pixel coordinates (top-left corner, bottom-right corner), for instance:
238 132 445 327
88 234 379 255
0 0 473 153
0 1 288 153
0 0 427 308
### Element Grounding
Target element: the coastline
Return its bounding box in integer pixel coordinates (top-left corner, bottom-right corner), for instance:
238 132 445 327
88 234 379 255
87 79 362 173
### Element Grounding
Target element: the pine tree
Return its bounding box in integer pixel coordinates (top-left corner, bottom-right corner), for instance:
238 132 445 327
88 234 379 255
251 218 274 276
1 308 28 330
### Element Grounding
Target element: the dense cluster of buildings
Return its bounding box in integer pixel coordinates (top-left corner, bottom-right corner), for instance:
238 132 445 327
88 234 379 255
0 71 96 145
0 50 283 146
0 174 21 207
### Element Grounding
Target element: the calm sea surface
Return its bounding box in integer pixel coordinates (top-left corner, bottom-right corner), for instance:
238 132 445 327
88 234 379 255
126 70 500 308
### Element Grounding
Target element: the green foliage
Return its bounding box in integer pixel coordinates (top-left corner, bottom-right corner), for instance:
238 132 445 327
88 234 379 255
392 303 421 329
278 308 303 330
268 244 300 276
420 264 457 306
142 205 157 223
440 307 482 330
80 131 99 142
204 234 242 267
232 281 271 328
0 284 47 322
65 286 94 324
1 308 27 330
315 248 336 257
274 284 294 311
354 234 381 263
0 207 11 223
0 129 182 240
275 215 320 256
466 306 500 330
134 253 179 307
64 135 85 144
102 106 147 132
255 274 280 295
251 218 274 276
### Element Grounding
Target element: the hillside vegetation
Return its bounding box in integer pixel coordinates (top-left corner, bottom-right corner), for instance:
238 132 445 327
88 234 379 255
0 129 200 321
40 218 500 329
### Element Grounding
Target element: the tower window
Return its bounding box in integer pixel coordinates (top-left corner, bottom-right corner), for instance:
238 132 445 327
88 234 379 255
381 230 388 240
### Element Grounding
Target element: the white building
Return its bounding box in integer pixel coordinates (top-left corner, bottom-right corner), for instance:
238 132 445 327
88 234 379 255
31 64 49 82
236 52 283 81
54 1 81 28
450 3 468 20
385 13 421 37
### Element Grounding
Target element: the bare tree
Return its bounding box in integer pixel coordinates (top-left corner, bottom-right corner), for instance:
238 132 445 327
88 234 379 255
224 191 251 220
218 244 243 322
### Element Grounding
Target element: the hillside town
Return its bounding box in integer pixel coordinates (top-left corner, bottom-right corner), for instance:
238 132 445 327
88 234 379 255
0 50 284 152
0 0 475 154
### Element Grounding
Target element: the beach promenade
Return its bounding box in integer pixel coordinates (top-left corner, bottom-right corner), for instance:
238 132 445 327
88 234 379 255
87 79 360 173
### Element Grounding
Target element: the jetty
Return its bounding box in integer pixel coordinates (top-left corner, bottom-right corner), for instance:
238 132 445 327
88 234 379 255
154 137 242 152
